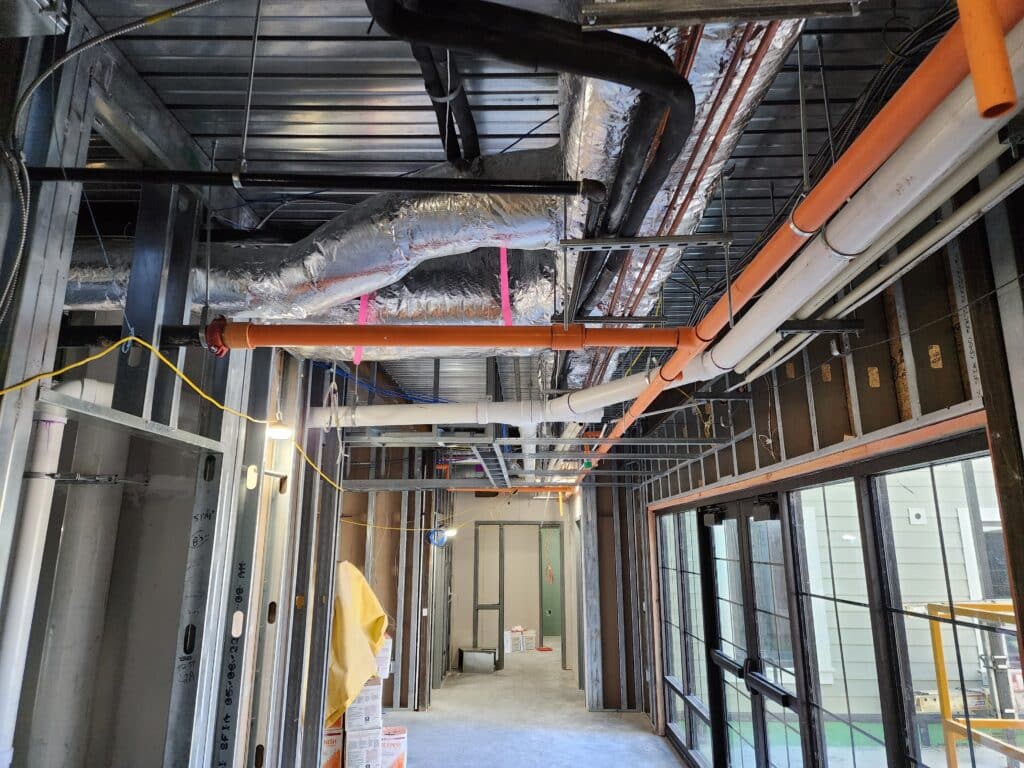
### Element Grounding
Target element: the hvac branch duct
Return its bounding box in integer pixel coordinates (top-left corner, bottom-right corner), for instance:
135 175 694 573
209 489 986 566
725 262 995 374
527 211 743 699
66 150 563 328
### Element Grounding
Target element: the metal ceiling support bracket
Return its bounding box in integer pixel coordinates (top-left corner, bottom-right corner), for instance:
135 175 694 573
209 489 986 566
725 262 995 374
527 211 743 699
777 319 865 337
580 0 862 29
559 233 733 252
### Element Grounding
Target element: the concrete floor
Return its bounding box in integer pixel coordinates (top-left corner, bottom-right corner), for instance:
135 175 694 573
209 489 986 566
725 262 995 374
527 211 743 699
386 645 682 767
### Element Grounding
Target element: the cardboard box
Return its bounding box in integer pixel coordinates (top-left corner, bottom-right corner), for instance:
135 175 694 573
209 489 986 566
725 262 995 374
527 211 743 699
321 721 343 768
505 629 524 653
345 728 382 768
522 630 537 651
381 726 407 768
345 678 383 732
376 635 393 680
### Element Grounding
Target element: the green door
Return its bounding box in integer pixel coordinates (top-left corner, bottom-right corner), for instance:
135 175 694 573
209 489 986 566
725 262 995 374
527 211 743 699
540 527 562 640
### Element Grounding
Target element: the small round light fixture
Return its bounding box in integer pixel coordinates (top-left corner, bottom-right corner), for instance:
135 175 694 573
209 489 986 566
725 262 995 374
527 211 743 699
266 419 294 441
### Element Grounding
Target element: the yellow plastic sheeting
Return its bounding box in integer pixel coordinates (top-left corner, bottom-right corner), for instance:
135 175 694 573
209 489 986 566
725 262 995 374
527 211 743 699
325 561 388 727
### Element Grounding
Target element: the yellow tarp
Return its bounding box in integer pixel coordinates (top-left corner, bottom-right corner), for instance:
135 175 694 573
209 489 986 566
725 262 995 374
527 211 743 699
325 561 388 727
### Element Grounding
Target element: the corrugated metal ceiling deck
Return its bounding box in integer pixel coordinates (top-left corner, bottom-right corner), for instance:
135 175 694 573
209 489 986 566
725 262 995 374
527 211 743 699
83 0 562 232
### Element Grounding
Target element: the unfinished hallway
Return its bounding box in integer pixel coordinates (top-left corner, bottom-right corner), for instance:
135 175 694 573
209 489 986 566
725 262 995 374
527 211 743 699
388 649 681 767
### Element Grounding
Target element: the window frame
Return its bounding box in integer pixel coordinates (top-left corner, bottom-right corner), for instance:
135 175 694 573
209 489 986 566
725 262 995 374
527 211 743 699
653 433 1001 768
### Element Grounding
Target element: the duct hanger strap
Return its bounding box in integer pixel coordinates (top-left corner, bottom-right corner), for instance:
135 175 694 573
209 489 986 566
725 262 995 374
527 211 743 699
26 165 607 200
429 83 465 103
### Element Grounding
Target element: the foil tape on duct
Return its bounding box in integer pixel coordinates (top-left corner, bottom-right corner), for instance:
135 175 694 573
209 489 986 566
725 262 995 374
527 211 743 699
563 21 802 388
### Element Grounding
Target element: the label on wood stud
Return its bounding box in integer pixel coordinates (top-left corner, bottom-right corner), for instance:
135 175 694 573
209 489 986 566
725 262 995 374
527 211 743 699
785 362 796 379
928 344 943 369
867 366 881 389
821 363 832 383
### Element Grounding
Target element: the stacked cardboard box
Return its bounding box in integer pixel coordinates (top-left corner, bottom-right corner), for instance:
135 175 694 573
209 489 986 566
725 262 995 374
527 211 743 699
321 634 409 768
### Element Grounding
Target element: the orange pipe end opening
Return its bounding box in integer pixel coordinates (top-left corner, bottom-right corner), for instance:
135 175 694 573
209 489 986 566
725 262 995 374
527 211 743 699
958 0 1018 118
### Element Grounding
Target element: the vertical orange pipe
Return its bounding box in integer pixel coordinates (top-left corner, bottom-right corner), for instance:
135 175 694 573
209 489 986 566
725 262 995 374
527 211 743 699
959 0 1018 117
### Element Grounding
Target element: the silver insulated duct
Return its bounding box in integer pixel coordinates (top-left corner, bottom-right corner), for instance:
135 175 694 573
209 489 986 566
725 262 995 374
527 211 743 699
561 20 802 387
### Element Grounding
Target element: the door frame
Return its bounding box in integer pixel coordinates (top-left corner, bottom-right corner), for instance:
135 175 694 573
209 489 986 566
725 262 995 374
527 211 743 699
473 520 563 669
537 523 565 661
705 494 821 767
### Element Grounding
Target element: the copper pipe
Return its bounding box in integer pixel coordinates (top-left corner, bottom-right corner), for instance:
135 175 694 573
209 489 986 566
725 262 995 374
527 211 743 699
590 23 758 388
621 21 776 324
958 0 1018 117
579 0 1024 476
215 321 697 351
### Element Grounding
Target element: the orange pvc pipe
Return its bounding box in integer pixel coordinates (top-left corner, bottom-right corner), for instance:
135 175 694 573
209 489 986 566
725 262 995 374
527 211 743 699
580 0 1024 474
220 322 696 352
959 0 1018 118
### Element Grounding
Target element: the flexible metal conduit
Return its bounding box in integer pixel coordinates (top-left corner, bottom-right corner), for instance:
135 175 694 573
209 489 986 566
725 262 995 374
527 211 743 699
582 0 1024 468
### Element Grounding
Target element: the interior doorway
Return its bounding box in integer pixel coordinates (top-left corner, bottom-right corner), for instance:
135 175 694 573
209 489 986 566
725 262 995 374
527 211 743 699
539 525 563 647
472 521 565 669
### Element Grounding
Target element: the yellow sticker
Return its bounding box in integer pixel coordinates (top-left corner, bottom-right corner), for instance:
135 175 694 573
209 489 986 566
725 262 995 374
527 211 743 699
867 366 880 389
785 362 796 379
821 363 832 383
928 344 943 369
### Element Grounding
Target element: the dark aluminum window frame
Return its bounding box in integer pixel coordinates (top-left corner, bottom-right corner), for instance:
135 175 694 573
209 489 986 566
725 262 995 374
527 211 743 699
653 430 992 767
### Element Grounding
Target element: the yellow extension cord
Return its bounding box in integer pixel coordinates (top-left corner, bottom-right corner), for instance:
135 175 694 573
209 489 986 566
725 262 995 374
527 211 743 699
0 336 451 533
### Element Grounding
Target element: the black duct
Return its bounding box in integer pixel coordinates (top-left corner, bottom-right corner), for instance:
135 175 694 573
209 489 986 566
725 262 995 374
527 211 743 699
411 43 462 162
410 44 481 162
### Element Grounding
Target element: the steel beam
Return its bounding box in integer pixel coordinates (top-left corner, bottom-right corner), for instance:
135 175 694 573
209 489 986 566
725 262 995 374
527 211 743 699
580 0 860 28
35 390 222 454
112 183 180 420
27 165 603 200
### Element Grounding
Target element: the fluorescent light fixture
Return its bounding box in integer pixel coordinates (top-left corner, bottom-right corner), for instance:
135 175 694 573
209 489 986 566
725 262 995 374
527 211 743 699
266 420 294 441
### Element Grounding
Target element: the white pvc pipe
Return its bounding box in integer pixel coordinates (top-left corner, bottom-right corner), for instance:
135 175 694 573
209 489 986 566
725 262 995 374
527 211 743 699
0 378 113 768
0 408 66 768
741 155 1024 384
306 399 603 429
684 19 1024 383
732 137 1008 376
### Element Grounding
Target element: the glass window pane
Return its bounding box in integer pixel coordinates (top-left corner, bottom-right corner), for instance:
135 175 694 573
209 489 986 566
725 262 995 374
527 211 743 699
661 513 679 570
689 635 709 706
807 599 883 729
667 689 687 737
715 520 747 657
879 456 1021 764
692 715 713 766
764 698 803 768
724 675 757 768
